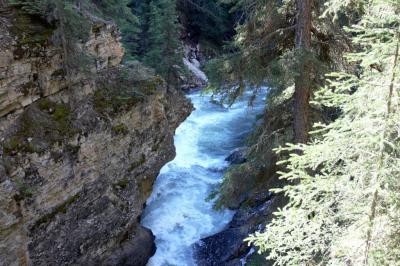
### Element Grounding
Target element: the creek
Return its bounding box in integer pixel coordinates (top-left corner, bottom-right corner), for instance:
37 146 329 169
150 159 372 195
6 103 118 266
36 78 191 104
141 89 266 266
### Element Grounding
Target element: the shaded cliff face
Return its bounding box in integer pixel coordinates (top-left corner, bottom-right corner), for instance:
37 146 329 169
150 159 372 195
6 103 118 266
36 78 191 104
0 7 192 266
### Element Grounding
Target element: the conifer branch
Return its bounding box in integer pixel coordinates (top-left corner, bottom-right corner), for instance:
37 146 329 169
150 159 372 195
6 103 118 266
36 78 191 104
364 31 399 265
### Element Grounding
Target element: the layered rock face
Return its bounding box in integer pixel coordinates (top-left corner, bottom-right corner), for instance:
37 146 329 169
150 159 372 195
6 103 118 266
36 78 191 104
0 9 124 117
0 8 191 266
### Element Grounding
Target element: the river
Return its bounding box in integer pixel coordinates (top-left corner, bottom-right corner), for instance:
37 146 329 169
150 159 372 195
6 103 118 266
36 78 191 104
141 89 266 266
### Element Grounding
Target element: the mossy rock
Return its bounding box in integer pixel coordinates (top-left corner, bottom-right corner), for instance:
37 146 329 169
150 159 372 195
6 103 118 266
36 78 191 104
128 154 146 172
113 178 130 190
32 194 80 230
93 64 163 115
111 124 129 135
18 81 37 96
93 87 143 115
10 11 54 50
92 23 103 35
2 136 41 155
14 178 34 201
215 163 257 210
52 104 70 122
50 69 66 80
2 100 78 156
139 177 154 199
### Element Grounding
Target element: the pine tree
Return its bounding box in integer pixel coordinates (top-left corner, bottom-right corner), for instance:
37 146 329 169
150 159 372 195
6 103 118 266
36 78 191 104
144 0 183 86
247 0 400 264
204 0 351 116
293 0 312 144
130 0 152 57
177 0 235 47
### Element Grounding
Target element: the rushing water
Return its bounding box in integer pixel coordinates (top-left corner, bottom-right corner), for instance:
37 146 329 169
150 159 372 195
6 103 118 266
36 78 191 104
141 89 266 266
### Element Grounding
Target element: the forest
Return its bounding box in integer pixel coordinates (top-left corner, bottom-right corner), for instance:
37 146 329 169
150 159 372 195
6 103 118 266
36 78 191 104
1 0 399 265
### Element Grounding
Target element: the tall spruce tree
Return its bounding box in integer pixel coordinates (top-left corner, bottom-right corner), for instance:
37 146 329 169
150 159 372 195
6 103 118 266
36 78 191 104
130 0 152 57
177 0 235 47
144 0 182 86
247 0 400 264
204 0 351 111
293 0 313 144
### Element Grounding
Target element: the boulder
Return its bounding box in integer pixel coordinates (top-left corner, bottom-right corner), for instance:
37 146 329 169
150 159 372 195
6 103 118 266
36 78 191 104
103 226 156 266
225 147 248 165
193 227 250 266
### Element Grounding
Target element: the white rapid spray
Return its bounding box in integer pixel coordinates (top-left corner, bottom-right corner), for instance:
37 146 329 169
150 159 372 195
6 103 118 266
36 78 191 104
141 89 266 266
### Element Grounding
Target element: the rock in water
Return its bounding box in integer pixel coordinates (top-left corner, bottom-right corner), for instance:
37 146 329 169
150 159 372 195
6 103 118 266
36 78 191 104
102 226 156 266
225 147 248 164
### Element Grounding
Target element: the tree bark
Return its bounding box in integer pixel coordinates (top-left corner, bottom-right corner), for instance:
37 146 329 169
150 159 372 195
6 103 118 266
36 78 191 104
293 0 312 144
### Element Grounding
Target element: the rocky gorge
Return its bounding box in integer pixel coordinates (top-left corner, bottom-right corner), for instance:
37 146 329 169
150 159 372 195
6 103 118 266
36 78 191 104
0 5 192 266
1 2 298 266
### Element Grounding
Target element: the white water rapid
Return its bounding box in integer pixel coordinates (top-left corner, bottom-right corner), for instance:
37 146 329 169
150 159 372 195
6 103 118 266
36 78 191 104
141 89 266 266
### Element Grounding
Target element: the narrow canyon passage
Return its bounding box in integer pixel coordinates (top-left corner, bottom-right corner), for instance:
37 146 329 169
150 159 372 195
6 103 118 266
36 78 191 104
141 89 266 266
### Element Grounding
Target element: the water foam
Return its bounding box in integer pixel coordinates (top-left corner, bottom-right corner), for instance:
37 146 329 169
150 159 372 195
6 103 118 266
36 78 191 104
141 89 266 266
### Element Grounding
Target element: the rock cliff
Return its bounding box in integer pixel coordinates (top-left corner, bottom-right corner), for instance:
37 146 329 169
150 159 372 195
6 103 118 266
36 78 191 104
0 6 191 266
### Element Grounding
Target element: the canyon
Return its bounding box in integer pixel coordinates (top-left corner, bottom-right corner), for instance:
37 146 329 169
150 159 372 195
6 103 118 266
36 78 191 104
0 7 191 266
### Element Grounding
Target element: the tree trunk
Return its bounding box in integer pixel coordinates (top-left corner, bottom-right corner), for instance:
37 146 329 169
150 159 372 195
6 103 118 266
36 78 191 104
293 0 312 144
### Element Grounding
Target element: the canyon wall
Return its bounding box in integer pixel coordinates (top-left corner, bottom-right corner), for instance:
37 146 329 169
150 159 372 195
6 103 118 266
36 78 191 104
0 7 191 266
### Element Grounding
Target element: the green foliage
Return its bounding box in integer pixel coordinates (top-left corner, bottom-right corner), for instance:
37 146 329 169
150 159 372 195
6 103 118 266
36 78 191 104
205 0 354 103
15 179 34 200
214 164 257 209
9 0 93 77
142 0 183 85
177 0 236 47
111 124 129 135
33 194 80 229
247 0 400 264
132 0 235 63
7 0 50 15
1 100 78 156
128 154 146 172
129 0 151 57
93 63 161 115
204 0 295 92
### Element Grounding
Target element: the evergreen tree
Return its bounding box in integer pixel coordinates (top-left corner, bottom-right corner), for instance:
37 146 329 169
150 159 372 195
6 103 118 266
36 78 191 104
143 0 183 86
247 0 400 264
203 0 359 216
130 0 151 57
50 0 92 76
205 0 354 136
293 0 312 144
177 0 236 48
